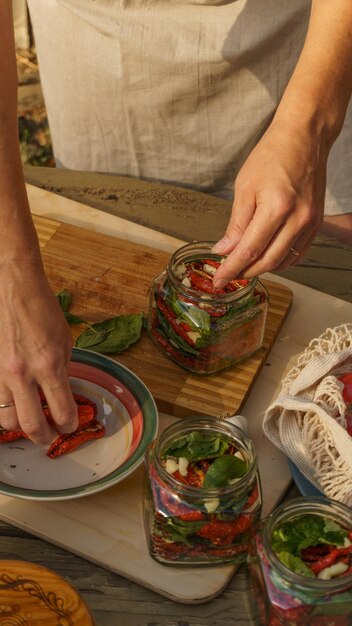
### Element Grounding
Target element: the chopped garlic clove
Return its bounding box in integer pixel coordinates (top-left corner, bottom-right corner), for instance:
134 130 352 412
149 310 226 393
204 498 220 513
174 262 187 278
178 457 189 477
203 264 216 275
318 562 349 580
165 458 179 474
187 331 200 343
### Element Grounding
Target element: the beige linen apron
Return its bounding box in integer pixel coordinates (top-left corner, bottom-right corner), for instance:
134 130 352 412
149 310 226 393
27 0 352 214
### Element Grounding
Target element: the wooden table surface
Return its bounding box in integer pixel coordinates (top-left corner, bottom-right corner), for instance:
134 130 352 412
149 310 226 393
1 171 351 626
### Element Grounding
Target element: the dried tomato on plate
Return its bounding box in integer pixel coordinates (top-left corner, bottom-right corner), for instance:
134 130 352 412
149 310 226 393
0 392 104 458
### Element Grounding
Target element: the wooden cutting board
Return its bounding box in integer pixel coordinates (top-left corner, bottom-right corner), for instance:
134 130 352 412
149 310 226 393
34 214 293 418
1 191 351 604
0 560 94 624
0 210 293 606
0 414 240 605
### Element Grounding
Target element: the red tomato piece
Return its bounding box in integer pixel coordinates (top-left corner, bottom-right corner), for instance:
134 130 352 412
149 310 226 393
345 413 352 436
337 373 352 435
338 373 352 403
197 514 252 545
178 510 206 522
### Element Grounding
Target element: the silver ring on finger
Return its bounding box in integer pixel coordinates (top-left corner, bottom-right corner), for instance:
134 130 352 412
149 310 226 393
0 401 16 409
290 247 300 257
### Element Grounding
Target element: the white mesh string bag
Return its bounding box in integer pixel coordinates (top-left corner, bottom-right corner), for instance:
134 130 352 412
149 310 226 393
263 323 352 506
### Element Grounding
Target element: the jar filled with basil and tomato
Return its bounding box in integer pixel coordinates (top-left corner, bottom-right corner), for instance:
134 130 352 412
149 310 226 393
339 372 352 436
248 496 352 626
147 241 268 374
143 416 262 566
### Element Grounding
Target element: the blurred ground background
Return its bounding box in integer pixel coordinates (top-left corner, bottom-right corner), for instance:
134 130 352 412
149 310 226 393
14 0 54 167
17 47 54 167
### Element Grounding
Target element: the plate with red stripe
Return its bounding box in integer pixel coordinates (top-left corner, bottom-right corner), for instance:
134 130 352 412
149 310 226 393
0 348 158 501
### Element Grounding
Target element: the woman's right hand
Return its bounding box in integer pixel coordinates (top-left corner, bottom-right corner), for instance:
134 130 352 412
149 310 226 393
0 258 78 446
0 4 77 447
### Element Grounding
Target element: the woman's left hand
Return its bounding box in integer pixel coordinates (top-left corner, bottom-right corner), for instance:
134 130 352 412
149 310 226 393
212 116 328 288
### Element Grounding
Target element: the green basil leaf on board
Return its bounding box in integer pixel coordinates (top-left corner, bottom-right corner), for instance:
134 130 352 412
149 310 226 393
76 313 143 354
56 289 72 312
75 329 109 349
55 287 143 355
64 312 88 325
203 455 248 488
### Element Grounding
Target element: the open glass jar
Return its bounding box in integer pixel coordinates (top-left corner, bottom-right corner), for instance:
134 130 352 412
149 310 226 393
147 241 268 374
143 416 262 566
248 497 352 626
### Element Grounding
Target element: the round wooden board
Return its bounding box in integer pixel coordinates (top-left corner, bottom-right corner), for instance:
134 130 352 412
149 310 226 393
0 560 94 625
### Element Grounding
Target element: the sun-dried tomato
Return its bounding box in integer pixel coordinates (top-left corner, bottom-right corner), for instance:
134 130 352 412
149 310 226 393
197 515 252 545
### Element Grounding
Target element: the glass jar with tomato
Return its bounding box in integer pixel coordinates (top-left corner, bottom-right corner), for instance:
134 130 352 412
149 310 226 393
147 241 268 374
338 372 352 436
248 496 352 626
143 416 262 566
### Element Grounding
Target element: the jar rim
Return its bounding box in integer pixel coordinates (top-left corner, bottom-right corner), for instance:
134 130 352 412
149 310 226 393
167 241 258 303
152 415 258 497
263 496 352 590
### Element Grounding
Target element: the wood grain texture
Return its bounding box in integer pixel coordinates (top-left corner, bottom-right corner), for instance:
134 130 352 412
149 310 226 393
0 524 259 626
0 560 94 625
33 215 293 418
35 214 61 249
0 215 294 605
0 413 260 605
0 180 350 624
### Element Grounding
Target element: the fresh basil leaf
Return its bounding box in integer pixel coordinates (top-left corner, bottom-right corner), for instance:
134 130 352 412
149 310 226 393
271 515 348 556
323 518 349 545
76 313 143 354
56 289 72 312
156 310 199 356
203 455 248 488
278 551 315 578
76 329 109 349
64 312 87 325
168 293 211 336
163 432 230 461
165 518 204 543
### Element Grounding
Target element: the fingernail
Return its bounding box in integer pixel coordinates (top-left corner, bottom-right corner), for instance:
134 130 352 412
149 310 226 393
212 236 230 254
213 278 227 289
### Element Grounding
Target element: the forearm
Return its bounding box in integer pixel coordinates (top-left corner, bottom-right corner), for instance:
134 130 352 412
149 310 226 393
275 0 352 146
0 2 42 265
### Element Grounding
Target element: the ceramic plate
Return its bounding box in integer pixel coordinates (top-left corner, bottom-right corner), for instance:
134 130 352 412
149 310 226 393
0 560 93 624
288 459 322 497
0 348 158 501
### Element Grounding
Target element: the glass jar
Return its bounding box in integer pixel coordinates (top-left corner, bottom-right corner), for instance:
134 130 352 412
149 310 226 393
147 241 268 374
248 497 352 626
143 416 262 566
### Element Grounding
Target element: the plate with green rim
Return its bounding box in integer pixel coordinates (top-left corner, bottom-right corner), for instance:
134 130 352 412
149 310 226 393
0 348 159 501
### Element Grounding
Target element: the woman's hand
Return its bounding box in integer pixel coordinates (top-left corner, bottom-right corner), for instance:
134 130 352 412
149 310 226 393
212 117 328 287
0 4 78 448
213 0 352 288
0 259 78 446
